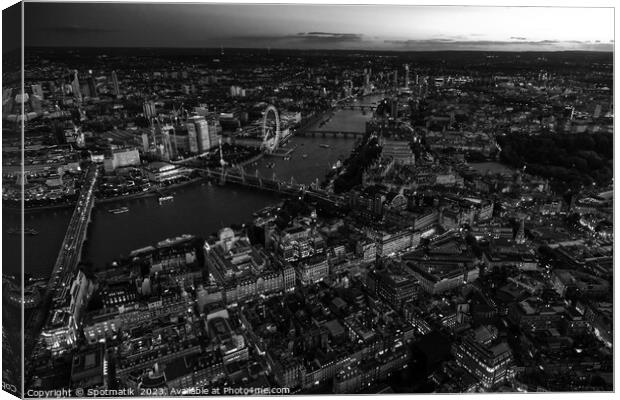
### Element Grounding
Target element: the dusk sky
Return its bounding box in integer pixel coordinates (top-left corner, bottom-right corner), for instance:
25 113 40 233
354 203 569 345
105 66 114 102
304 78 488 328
24 2 614 51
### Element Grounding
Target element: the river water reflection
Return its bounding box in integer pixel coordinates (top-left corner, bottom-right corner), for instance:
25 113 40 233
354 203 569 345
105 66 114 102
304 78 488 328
8 94 386 276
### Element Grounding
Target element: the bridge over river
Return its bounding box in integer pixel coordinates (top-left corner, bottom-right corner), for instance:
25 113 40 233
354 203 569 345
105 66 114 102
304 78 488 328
197 167 347 208
25 163 99 368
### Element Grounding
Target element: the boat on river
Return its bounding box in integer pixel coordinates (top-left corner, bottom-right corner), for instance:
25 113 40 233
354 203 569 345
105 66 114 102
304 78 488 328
6 227 39 235
158 196 174 204
109 206 129 214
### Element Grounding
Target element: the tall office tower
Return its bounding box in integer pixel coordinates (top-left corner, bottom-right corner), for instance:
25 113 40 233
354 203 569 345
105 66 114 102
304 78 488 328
405 65 410 87
393 70 398 87
190 116 211 153
208 119 222 149
3 87 13 102
111 71 120 96
143 101 156 119
71 70 82 102
75 128 86 148
160 125 176 160
390 98 398 118
515 216 525 244
31 84 44 99
86 76 97 98
141 132 150 153
30 94 42 114
364 72 370 87
186 122 199 154
80 82 91 98
593 104 602 118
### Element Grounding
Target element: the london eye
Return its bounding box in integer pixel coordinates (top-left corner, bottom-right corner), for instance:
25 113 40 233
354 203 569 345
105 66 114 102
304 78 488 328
261 105 280 153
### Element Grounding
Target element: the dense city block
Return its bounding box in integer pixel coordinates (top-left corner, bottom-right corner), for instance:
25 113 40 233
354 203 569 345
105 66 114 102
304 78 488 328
3 45 613 395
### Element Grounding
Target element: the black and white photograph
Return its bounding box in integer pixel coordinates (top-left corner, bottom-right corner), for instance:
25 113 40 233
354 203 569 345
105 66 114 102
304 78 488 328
1 0 616 397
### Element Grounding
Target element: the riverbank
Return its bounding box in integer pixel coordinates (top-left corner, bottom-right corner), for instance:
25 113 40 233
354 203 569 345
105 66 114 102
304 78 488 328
4 176 209 213
4 202 75 214
11 100 380 277
96 177 206 204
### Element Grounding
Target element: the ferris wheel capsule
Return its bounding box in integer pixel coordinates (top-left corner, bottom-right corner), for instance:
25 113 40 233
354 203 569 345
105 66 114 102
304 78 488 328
262 104 280 153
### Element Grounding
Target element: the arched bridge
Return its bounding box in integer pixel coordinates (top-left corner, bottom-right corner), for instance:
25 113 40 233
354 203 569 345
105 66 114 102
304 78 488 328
295 130 366 138
197 167 346 207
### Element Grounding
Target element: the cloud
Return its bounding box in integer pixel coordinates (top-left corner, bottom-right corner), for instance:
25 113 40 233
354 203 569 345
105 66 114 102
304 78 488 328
382 38 612 51
228 31 365 48
295 32 363 42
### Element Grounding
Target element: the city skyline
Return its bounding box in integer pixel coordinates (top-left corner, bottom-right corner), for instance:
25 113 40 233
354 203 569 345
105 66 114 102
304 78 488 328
24 3 614 51
3 2 615 397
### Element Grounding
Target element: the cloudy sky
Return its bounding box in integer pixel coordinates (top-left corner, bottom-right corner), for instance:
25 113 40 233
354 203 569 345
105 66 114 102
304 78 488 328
24 2 614 51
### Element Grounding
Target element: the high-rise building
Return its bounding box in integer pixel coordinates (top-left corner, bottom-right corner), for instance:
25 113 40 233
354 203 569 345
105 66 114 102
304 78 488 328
86 76 97 98
160 125 176 160
390 98 398 118
143 101 156 119
229 85 244 97
189 116 211 153
594 104 602 118
71 70 82 102
141 132 150 153
31 84 44 99
111 71 120 96
515 216 525 244
405 64 410 87
30 94 42 114
208 120 222 150
186 122 199 154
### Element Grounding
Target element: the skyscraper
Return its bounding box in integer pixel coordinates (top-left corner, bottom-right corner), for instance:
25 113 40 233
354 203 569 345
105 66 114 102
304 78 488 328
594 104 602 118
185 122 199 154
405 64 410 87
31 84 44 99
86 75 97 99
141 132 150 153
160 124 176 160
189 116 211 153
71 70 82 102
29 93 42 114
143 101 156 119
111 71 120 96
515 216 525 244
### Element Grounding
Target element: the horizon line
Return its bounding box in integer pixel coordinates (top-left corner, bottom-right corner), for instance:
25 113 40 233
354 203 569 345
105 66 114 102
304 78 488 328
21 46 614 53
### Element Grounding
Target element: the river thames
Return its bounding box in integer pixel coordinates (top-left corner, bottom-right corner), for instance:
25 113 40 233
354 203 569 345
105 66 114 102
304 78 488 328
5 95 385 276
